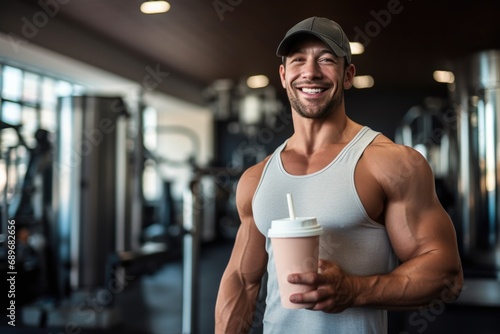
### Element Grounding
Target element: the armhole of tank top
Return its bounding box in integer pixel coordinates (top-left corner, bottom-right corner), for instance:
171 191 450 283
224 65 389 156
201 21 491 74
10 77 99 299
251 147 281 209
350 131 385 228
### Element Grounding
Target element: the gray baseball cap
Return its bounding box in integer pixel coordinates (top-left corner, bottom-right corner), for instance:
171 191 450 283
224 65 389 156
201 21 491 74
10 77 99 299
276 17 351 64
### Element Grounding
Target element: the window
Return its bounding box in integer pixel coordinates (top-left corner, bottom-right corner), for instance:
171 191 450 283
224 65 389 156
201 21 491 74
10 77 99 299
0 63 85 213
142 106 160 201
2 66 22 101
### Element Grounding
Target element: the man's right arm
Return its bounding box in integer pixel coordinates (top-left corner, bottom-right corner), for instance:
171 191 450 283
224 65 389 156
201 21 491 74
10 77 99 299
215 163 268 333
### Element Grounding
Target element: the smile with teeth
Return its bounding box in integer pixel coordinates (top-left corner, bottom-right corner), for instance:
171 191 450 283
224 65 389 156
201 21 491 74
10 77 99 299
301 87 324 94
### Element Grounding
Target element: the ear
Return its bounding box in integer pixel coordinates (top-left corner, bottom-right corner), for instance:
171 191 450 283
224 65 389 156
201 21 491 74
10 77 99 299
343 63 356 90
279 64 286 89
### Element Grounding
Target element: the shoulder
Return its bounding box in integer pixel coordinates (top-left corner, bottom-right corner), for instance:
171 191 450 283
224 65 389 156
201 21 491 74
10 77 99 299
363 134 434 197
366 134 428 167
235 156 271 218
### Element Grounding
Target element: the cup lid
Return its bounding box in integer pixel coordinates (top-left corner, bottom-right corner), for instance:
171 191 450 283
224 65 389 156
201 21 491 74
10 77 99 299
268 217 323 238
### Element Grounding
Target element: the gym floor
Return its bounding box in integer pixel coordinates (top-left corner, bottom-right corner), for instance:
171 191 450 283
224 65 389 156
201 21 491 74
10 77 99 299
2 239 499 334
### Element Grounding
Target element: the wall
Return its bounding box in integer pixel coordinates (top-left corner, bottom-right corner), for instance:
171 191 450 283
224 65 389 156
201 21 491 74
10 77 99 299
146 92 213 199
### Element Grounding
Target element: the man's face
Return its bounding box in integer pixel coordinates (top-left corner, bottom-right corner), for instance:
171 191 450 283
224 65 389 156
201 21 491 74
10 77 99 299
279 37 354 119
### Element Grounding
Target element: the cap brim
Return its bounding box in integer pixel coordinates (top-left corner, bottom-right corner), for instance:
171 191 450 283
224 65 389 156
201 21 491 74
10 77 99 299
276 31 347 59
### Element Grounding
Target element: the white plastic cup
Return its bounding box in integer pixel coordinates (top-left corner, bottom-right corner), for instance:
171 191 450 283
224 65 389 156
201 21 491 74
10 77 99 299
268 217 323 308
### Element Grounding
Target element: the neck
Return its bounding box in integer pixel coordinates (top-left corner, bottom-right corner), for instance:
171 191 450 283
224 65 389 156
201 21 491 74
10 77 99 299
288 108 358 155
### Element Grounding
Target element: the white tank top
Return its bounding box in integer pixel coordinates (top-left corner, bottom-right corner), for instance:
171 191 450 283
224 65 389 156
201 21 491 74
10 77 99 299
253 126 398 334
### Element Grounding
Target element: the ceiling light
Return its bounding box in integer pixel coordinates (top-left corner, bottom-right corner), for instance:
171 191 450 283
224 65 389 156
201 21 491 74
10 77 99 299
246 75 269 89
140 1 171 14
352 75 374 89
349 42 365 55
433 70 455 84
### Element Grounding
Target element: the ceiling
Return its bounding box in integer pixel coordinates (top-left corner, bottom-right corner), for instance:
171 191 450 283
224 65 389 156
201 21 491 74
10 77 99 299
1 0 500 104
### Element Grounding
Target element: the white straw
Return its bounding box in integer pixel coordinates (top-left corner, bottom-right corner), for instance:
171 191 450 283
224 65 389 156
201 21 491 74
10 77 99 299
286 193 296 220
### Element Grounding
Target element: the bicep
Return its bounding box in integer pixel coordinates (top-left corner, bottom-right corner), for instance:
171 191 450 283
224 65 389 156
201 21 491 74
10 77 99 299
224 166 268 284
382 149 458 263
385 200 457 263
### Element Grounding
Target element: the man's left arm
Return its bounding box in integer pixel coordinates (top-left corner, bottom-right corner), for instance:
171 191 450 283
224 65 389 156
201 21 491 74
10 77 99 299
288 146 463 312
364 146 463 309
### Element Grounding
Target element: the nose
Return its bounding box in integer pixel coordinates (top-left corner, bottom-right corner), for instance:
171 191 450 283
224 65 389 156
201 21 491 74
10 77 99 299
301 58 322 80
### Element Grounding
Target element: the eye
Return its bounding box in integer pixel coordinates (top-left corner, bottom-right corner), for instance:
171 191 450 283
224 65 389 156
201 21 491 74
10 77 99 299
289 56 305 64
319 57 336 63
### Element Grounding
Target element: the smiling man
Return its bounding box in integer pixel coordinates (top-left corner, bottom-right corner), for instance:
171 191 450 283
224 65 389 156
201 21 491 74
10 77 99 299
215 17 463 334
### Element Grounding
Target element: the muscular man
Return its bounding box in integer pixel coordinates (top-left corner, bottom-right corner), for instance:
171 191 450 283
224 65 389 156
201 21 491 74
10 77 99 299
215 17 463 333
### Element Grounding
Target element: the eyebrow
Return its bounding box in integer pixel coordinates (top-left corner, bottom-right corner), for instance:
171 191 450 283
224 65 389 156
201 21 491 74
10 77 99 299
288 47 335 56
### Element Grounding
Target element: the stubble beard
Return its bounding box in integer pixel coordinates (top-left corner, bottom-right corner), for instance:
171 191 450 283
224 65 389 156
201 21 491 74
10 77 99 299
288 87 344 120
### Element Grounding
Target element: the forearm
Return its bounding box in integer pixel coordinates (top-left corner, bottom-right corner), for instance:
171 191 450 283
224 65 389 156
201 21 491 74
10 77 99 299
353 252 463 310
215 271 261 334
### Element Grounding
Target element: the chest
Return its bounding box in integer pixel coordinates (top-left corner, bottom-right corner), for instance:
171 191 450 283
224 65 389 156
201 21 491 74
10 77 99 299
253 156 384 241
278 149 385 224
279 146 345 175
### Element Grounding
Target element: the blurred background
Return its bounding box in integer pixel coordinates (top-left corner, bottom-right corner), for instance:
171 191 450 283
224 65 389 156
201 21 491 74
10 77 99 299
0 0 499 333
